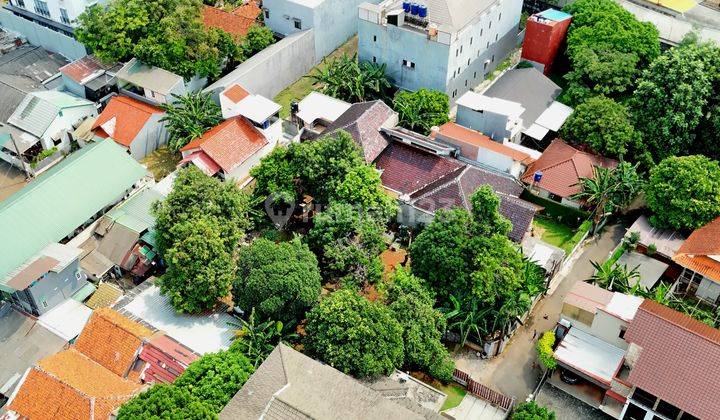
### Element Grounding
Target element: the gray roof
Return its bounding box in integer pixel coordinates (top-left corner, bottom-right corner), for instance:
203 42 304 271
7 91 94 138
389 0 496 32
627 215 686 259
116 58 184 96
220 344 442 420
0 45 68 122
483 68 561 128
616 251 669 290
0 303 67 396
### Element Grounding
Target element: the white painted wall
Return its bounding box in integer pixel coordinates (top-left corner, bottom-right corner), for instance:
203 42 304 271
127 114 169 160
42 105 97 152
591 310 631 350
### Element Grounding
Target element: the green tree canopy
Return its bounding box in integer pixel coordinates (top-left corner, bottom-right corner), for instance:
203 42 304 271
305 289 404 379
117 384 216 420
173 350 254 412
511 401 556 420
561 96 641 159
334 165 398 220
393 88 450 135
310 54 392 102
387 268 455 382
229 308 297 368
645 155 720 230
76 0 240 79
161 91 223 152
233 238 322 323
241 26 275 57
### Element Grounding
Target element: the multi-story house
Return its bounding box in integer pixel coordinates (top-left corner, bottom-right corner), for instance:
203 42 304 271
4 0 95 37
358 0 522 101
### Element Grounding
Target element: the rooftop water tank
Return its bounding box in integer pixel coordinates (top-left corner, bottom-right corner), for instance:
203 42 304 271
410 3 419 15
533 171 543 183
402 1 411 12
418 5 427 18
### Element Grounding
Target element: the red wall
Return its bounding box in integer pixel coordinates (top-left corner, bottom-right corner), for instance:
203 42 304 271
521 16 572 75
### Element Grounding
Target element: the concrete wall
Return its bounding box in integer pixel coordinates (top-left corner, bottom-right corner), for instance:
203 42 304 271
12 259 87 315
204 29 315 101
43 105 97 152
0 9 87 60
62 75 85 98
456 106 522 142
128 114 169 160
534 187 581 209
591 310 630 350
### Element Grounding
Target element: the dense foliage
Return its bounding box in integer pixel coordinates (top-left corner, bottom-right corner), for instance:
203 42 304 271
153 167 250 313
387 268 455 382
410 187 545 341
645 155 720 230
512 401 557 420
233 238 322 323
161 92 223 152
229 308 296 368
117 384 216 420
305 289 404 379
76 0 241 79
393 88 450 135
536 331 557 370
310 54 392 102
561 96 641 160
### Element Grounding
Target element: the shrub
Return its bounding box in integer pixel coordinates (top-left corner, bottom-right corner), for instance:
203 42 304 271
512 401 556 420
536 331 557 370
647 243 657 256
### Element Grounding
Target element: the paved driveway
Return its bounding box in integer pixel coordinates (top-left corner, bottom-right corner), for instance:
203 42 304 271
455 225 626 401
445 394 506 420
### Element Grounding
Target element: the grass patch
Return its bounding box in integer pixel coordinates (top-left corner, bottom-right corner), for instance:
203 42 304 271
274 36 358 118
140 146 181 181
438 382 467 411
533 217 575 253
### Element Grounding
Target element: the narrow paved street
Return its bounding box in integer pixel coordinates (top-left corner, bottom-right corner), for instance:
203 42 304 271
456 224 626 402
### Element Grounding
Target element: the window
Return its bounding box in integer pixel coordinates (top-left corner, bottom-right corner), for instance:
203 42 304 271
41 299 48 308
619 327 627 339
373 35 377 42
473 71 477 79
483 61 488 70
489 21 492 29
402 59 415 69
460 45 463 53
263 8 270 19
467 58 470 66
293 18 302 29
498 13 502 21
632 388 658 409
15 0 25 8
372 56 377 63
464 79 468 87
452 70 456 78
60 8 70 24
455 49 459 57
480 28 483 37
75 272 81 280
486 41 490 48
495 33 498 42
656 401 681 419
33 0 50 17
492 54 495 62
470 37 473 45
452 89 457 98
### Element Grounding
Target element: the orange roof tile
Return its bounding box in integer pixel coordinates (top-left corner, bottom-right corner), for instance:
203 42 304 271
202 5 258 40
180 117 268 173
74 308 152 376
232 1 261 19
8 369 92 420
92 96 164 147
59 55 113 84
223 84 250 104
433 122 535 164
673 217 720 282
521 139 618 198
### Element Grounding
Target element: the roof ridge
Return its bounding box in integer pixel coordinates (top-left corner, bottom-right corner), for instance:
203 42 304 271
640 300 720 347
95 308 150 340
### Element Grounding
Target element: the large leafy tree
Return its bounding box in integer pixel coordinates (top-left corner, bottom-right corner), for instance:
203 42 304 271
563 46 640 105
173 350 254 412
393 88 450 135
161 91 223 152
153 167 250 312
511 401 556 420
645 155 720 230
117 384 216 420
310 54 392 102
631 40 718 160
233 238 322 323
308 201 386 285
76 0 238 79
305 289 404 379
387 268 454 382
334 165 397 220
241 25 275 57
561 96 641 160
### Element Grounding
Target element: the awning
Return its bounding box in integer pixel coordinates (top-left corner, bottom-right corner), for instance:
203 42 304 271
555 327 625 386
522 123 550 141
535 101 574 132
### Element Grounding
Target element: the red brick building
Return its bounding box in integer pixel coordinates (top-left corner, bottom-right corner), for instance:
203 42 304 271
521 9 572 75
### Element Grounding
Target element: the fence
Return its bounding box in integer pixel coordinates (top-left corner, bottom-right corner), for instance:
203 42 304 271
452 369 515 413
0 9 86 60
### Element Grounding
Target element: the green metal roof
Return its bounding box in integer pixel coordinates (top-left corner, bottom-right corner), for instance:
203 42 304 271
105 188 163 234
71 282 97 302
140 229 157 249
0 140 146 287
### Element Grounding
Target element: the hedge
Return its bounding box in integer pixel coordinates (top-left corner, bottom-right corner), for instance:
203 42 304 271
536 331 557 370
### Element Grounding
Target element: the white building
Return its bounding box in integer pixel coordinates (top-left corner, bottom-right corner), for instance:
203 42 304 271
358 0 522 101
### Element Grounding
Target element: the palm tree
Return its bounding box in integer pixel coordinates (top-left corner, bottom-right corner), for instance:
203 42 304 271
443 295 491 348
228 308 297 368
309 54 390 103
589 261 640 292
160 91 222 152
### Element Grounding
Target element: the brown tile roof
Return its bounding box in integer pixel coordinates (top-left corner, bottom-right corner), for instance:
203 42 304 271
92 96 164 147
222 84 250 104
181 117 268 173
232 1 261 19
85 282 123 310
202 5 258 41
74 308 152 376
432 122 535 164
321 101 395 163
521 139 618 198
60 55 113 84
673 217 720 282
624 300 720 419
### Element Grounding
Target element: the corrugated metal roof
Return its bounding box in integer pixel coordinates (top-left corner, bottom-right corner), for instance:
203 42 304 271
105 188 163 234
0 140 146 290
7 91 94 138
116 58 184 96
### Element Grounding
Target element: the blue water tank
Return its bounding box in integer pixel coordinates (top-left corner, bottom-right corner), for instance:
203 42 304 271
418 5 427 18
533 171 543 183
402 1 411 12
410 3 419 15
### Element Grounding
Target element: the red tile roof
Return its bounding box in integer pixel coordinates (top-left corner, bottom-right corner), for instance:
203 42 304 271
432 122 535 164
139 335 199 384
181 117 268 173
673 217 720 283
178 151 222 176
624 300 720 419
223 84 250 104
202 5 258 41
232 1 261 19
60 55 112 84
92 96 164 147
521 139 618 198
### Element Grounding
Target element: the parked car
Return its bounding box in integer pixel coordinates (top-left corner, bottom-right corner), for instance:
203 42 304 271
560 368 582 385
